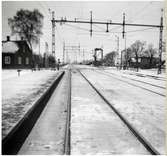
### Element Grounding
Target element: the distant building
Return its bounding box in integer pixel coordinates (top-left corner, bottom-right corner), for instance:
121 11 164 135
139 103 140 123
2 36 32 69
128 56 159 69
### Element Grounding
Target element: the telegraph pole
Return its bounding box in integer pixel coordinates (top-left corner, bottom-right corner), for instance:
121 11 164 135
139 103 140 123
63 45 80 64
78 43 80 63
115 35 120 68
158 9 163 74
122 13 125 39
83 49 85 62
52 10 163 73
124 33 127 69
75 47 77 63
45 42 49 68
52 12 162 40
38 38 40 68
52 11 55 59
90 11 93 37
66 50 68 63
63 42 65 64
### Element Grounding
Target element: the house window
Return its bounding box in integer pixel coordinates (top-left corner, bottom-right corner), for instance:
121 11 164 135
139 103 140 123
18 57 22 64
26 57 29 65
5 56 11 64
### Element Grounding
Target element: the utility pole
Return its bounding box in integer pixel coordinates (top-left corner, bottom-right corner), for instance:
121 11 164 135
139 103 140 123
52 12 162 46
122 13 125 39
78 43 80 63
124 33 127 69
90 11 93 37
63 45 80 64
66 50 68 63
52 11 55 59
63 42 65 64
83 49 85 62
38 38 40 68
158 9 163 74
45 42 49 68
115 35 120 68
52 10 163 73
75 48 77 63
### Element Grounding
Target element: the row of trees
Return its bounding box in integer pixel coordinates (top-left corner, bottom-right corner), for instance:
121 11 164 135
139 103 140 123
103 40 166 71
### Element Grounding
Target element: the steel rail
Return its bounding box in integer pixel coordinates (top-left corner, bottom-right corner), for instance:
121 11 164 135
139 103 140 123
140 74 166 81
94 70 165 97
78 69 160 155
64 69 72 155
98 70 165 89
123 71 166 81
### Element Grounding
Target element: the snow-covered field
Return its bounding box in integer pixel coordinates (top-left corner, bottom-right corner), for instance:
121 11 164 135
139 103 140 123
2 69 60 138
71 70 150 154
2 65 165 154
100 66 166 78
73 65 165 78
80 67 165 154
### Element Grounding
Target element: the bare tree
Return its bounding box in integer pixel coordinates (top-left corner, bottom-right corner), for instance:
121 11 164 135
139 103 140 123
143 43 157 68
130 40 146 71
122 47 133 69
103 51 117 66
8 9 44 54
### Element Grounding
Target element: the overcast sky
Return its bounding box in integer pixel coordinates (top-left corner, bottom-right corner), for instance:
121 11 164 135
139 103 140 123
2 1 165 62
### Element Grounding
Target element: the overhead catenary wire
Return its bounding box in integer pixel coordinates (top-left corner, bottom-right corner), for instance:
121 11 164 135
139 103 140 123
55 26 64 44
93 24 106 31
126 27 157 33
64 23 95 32
65 23 159 35
50 6 163 72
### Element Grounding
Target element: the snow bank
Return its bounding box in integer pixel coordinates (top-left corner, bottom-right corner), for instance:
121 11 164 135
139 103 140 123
2 69 60 138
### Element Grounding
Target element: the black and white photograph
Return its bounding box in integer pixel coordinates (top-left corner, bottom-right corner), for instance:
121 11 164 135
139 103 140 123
1 1 166 155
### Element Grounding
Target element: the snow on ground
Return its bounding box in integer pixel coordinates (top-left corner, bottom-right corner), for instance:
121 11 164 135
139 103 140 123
74 65 165 78
2 69 60 138
2 69 32 81
103 69 165 87
71 70 149 154
18 72 69 155
104 67 166 79
80 67 165 154
95 70 165 96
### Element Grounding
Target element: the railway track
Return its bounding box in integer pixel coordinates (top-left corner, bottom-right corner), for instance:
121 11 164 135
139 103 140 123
122 71 166 82
77 69 160 155
101 70 165 89
64 69 71 155
93 69 165 97
2 67 162 154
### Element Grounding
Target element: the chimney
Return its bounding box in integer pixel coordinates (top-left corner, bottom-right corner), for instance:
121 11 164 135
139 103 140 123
7 36 10 41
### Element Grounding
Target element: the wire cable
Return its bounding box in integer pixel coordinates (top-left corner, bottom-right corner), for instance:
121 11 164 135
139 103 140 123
65 23 90 32
126 27 157 33
93 24 106 31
